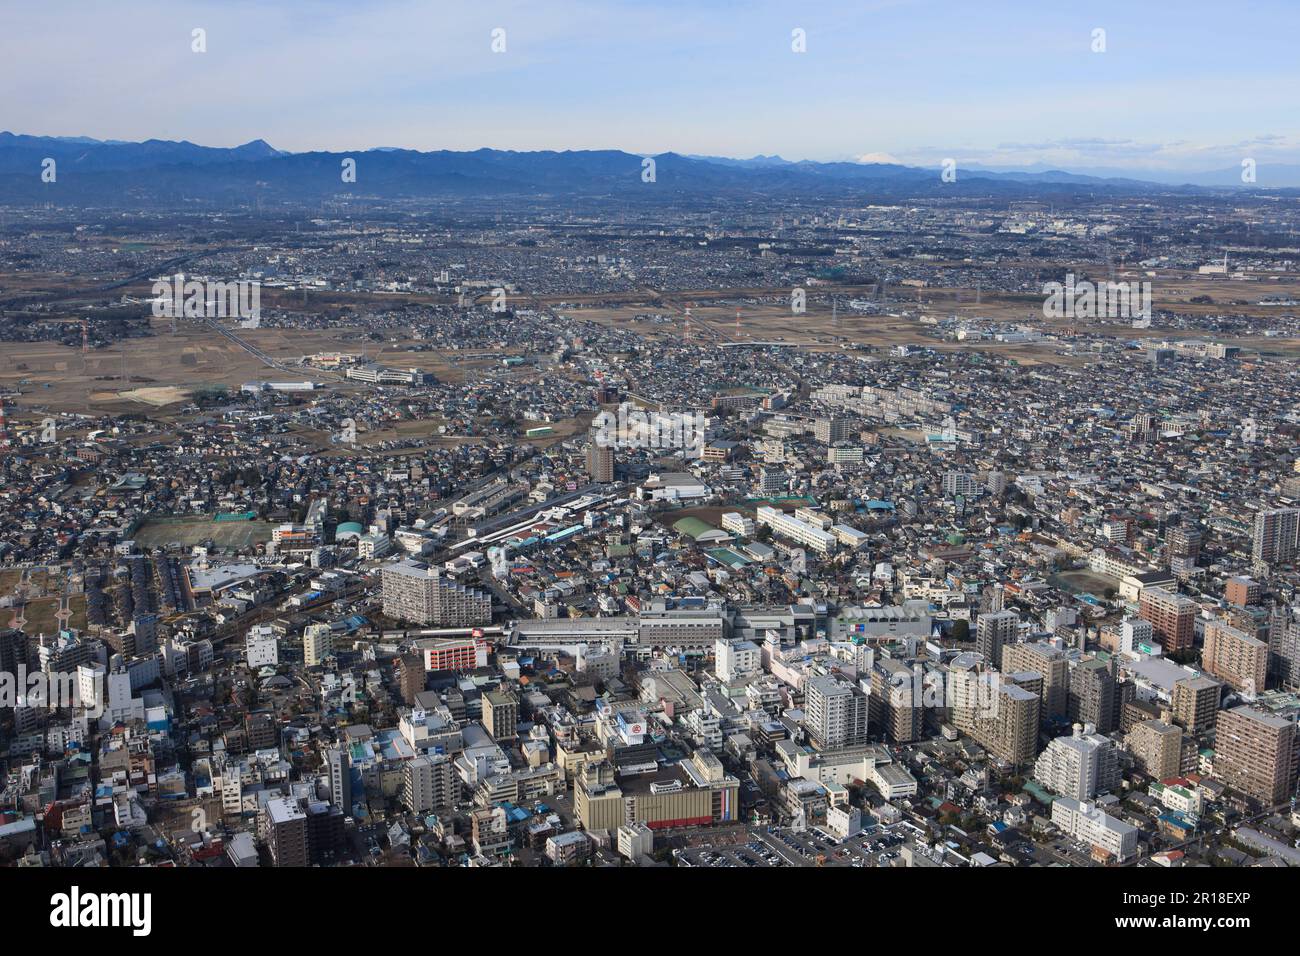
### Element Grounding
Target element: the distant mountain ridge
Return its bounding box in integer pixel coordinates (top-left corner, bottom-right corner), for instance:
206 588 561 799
1 132 1296 204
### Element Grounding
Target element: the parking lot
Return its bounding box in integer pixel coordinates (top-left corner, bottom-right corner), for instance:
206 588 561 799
676 824 913 868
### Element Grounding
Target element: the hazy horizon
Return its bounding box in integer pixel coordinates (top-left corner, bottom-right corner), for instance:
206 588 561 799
5 0 1299 175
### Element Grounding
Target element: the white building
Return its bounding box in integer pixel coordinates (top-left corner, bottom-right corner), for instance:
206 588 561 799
756 505 837 554
1051 797 1138 861
715 638 760 681
246 624 279 668
1033 723 1121 800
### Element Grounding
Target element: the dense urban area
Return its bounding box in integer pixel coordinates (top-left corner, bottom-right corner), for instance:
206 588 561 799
3 177 1300 873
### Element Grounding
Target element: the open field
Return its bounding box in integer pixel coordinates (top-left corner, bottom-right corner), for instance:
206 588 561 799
132 515 277 551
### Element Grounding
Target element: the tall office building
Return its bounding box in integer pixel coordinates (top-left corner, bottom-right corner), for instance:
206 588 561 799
381 559 492 626
1138 588 1197 656
1201 618 1268 696
328 746 351 815
805 675 870 750
1214 706 1299 804
975 610 1018 670
1033 723 1121 800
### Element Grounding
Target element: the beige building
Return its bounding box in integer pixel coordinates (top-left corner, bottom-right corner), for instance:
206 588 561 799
575 750 738 832
303 623 333 666
482 689 519 741
1171 675 1221 735
1126 719 1194 780
1201 619 1267 696
950 655 1041 765
1002 640 1069 723
1214 706 1299 804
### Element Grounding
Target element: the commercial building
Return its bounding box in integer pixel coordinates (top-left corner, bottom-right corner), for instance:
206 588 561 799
574 750 739 831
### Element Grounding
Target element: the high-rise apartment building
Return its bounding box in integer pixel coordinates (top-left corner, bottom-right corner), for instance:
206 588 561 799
1225 576 1261 608
869 659 923 743
1268 606 1300 689
1002 640 1069 723
1138 588 1198 656
1033 722 1121 800
805 675 870 750
586 439 614 483
1214 706 1299 804
975 610 1019 670
262 796 309 867
1201 618 1268 696
381 560 492 626
1171 675 1221 735
1165 522 1203 570
328 746 351 815
950 656 1040 765
402 753 457 815
304 623 333 666
1068 657 1123 734
1126 718 1194 780
482 689 519 741
1252 507 1300 566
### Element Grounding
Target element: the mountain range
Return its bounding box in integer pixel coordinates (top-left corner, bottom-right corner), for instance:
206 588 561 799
2 132 1296 205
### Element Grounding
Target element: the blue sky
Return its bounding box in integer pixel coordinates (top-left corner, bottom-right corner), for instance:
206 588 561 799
4 0 1298 172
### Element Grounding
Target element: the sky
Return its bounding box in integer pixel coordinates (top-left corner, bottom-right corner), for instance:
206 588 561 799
3 0 1299 173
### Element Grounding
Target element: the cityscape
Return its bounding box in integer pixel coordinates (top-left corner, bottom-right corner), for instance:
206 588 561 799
0 3 1296 923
